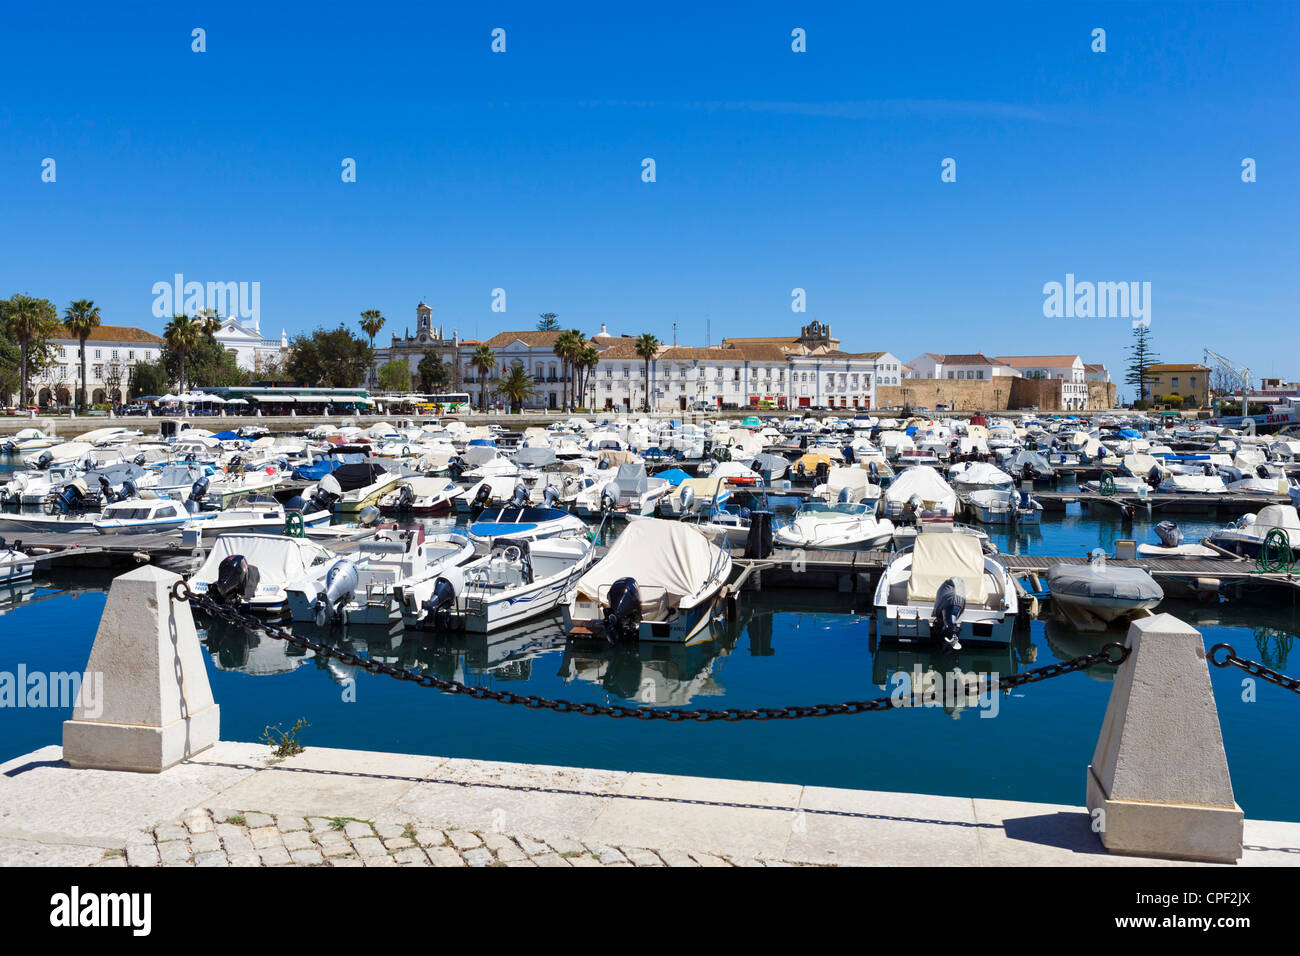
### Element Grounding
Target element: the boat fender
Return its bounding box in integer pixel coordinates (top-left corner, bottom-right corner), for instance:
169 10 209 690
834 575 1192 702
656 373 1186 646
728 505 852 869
931 576 967 650
603 577 642 643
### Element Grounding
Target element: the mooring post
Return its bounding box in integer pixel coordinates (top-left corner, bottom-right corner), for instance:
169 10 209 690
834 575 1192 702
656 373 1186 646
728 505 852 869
62 565 220 773
1087 613 1243 863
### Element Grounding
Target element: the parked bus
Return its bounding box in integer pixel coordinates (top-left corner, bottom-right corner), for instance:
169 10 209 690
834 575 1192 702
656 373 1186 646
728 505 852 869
414 392 471 414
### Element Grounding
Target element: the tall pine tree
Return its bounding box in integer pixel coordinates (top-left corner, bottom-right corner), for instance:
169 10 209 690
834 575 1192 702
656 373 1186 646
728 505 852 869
1125 325 1160 406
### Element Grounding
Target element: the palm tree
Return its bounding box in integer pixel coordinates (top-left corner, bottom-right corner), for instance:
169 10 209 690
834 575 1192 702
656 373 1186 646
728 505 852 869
61 299 101 412
635 333 660 412
163 314 201 394
359 309 386 386
196 307 222 336
4 295 59 408
553 329 586 411
576 345 600 410
471 343 496 410
499 366 535 412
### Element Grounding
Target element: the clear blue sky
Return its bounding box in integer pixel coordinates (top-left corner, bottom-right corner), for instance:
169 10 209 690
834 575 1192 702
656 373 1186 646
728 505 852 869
2 1 1296 399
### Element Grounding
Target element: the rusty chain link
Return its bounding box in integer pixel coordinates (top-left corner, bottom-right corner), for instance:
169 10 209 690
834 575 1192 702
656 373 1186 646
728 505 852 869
171 580 1130 720
1209 643 1300 695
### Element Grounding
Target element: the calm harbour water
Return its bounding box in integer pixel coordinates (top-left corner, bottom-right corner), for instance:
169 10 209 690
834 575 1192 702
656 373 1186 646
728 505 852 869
1 493 1297 821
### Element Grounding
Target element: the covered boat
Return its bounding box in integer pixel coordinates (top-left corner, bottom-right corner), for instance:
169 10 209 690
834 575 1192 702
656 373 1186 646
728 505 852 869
563 519 732 643
872 531 1018 648
882 465 958 519
948 461 1014 494
188 534 336 612
1207 504 1300 558
1046 555 1164 624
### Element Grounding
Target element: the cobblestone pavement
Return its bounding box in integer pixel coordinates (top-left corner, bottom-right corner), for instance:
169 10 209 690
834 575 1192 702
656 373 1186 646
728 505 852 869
93 808 820 868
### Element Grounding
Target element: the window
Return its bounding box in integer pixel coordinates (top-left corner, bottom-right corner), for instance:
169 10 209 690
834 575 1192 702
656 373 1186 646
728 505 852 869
947 371 954 379
1172 377 1180 388
94 349 102 359
128 350 135 360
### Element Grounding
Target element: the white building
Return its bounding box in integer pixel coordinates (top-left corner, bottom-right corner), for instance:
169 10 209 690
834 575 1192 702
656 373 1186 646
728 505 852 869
214 316 289 374
905 352 1019 381
480 330 570 410
374 302 465 391
38 325 164 407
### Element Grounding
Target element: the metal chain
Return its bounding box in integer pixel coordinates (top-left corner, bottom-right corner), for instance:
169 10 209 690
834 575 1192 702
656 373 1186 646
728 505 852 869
1209 643 1300 694
171 581 1130 720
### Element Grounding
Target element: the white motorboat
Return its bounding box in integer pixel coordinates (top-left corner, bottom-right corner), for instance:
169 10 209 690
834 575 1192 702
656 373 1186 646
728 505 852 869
188 533 337 612
564 519 732 643
312 462 402 513
287 527 476 626
965 488 1043 525
399 534 596 633
0 511 101 535
94 493 211 535
467 502 587 544
811 467 883 509
1206 504 1300 559
948 462 1014 494
188 495 332 538
1158 474 1227 495
773 501 895 550
1046 553 1164 625
883 466 958 519
872 531 1018 649
377 476 463 514
0 544 35 584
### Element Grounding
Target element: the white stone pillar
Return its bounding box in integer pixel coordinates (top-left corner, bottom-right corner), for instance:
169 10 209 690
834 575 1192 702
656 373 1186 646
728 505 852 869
1087 613 1243 862
62 565 220 773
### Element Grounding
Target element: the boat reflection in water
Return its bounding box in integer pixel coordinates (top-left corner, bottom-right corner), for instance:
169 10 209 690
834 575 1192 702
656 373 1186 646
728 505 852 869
560 616 737 705
198 616 315 676
0 579 38 616
871 625 1035 717
414 615 567 686
1041 621 1124 684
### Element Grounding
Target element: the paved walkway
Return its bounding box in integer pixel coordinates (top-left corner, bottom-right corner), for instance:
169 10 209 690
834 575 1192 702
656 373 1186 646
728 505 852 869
3 741 1300 867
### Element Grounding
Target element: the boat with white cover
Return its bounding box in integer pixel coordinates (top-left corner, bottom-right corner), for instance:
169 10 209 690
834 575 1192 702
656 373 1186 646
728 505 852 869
563 519 732 643
872 531 1018 649
1206 504 1300 558
188 534 337 612
883 466 958 519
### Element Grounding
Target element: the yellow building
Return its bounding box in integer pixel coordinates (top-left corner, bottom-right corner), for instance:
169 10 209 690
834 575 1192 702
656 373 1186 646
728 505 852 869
1143 364 1210 407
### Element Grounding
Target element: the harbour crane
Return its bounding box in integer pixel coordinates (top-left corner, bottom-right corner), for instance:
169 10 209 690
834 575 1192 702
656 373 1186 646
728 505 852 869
1202 348 1253 418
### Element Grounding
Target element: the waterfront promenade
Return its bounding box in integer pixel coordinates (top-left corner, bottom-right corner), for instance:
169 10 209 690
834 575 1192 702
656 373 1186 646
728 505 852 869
3 741 1300 867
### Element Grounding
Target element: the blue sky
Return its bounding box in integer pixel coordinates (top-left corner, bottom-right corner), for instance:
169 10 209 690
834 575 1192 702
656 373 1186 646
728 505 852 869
2 1 1296 399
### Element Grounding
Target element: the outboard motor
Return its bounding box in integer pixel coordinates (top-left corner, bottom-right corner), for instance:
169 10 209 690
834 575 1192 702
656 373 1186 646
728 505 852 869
744 510 773 558
838 486 854 504
602 577 642 643
600 484 618 513
228 455 244 476
1146 465 1163 490
394 482 416 512
36 451 53 470
814 461 830 485
931 576 967 651
44 479 88 516
907 493 925 520
1154 520 1183 549
869 460 879 480
120 478 140 501
188 476 211 508
842 446 855 465
212 554 260 606
509 482 529 509
133 453 147 467
423 574 460 629
357 505 381 527
678 483 696 515
313 558 359 626
471 483 494 515
542 485 560 508
98 475 117 504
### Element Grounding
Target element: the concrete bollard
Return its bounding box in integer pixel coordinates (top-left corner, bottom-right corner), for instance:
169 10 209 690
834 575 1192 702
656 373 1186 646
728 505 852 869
62 565 219 773
1087 613 1243 863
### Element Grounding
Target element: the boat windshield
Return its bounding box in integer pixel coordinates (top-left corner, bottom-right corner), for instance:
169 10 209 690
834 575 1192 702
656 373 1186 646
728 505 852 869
801 501 868 517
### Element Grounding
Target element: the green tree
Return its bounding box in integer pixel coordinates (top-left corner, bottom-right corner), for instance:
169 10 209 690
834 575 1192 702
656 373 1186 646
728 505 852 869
164 329 248 389
377 359 411 392
1125 325 1160 406
359 309 386 385
553 329 585 411
285 325 374 387
499 366 535 412
575 345 599 410
417 350 449 391
536 312 559 331
129 358 170 399
61 299 102 413
635 333 660 412
470 343 496 410
1 294 59 406
163 314 202 392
